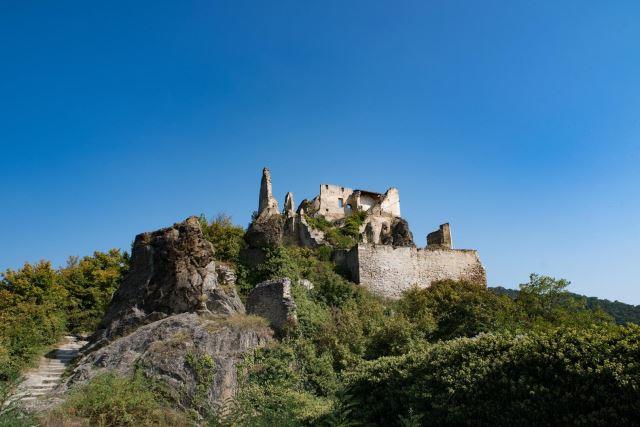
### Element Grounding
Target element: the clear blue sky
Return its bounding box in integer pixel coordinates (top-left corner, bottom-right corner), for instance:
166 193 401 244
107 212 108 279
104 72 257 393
1 1 639 303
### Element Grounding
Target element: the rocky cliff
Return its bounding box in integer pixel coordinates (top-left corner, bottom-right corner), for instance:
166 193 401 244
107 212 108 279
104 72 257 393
93 216 243 344
62 217 272 413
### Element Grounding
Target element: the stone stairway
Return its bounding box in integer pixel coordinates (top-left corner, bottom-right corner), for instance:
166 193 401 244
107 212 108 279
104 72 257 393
13 335 87 406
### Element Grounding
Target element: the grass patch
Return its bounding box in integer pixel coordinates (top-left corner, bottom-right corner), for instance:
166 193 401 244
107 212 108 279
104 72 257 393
43 372 189 427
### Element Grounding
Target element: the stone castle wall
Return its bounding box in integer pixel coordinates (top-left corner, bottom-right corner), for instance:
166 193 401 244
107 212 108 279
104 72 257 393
346 244 486 299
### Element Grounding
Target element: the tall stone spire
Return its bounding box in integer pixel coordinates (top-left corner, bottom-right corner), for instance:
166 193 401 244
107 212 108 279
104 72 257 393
258 167 279 218
284 192 295 217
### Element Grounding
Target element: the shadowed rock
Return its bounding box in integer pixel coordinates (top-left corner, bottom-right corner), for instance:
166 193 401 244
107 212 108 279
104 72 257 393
93 216 243 344
246 278 298 334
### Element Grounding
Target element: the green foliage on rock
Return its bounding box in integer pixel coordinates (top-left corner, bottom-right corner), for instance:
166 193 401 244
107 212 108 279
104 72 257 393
305 211 367 250
199 213 246 263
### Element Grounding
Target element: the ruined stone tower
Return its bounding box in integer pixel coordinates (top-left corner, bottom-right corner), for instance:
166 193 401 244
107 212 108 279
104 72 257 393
258 167 280 219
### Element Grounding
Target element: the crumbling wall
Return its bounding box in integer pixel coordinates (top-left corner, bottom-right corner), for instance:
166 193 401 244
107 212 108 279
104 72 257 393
318 184 354 220
347 244 486 299
427 223 452 249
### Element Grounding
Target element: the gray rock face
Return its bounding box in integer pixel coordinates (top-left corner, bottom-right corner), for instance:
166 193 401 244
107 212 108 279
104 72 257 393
243 214 284 250
94 216 243 343
390 217 416 247
246 278 298 334
64 313 272 411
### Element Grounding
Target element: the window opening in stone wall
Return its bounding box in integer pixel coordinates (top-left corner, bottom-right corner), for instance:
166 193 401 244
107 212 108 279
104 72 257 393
338 198 344 208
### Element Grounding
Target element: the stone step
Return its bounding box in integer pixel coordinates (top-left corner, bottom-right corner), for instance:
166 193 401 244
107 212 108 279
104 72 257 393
12 336 88 407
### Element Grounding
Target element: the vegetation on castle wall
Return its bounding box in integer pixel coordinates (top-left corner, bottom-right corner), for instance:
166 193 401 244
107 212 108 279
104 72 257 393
305 211 367 250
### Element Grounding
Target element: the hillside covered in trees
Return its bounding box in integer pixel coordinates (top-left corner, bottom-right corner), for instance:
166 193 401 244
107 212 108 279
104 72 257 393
1 214 639 426
491 286 640 325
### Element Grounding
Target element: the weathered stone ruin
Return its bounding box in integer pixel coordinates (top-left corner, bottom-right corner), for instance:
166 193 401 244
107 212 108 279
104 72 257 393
246 168 486 299
246 278 298 334
427 222 452 249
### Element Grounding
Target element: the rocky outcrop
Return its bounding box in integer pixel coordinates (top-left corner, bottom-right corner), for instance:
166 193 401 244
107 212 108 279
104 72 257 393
258 168 279 219
390 217 415 247
93 217 243 344
64 313 272 411
297 214 326 248
243 214 284 250
246 278 298 334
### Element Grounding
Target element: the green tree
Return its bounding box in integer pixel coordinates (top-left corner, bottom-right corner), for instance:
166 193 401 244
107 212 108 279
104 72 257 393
199 213 246 263
398 281 514 342
516 274 612 328
59 249 129 333
0 261 68 380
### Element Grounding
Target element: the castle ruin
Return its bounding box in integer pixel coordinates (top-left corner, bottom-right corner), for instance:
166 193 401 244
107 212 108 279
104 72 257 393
252 168 486 298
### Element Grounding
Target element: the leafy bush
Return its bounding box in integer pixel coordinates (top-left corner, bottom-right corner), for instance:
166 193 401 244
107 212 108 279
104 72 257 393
398 281 514 342
305 212 367 250
59 249 129 333
0 261 67 380
0 251 128 381
45 372 189 426
514 274 613 329
0 379 37 427
231 342 333 425
347 324 640 425
199 214 246 263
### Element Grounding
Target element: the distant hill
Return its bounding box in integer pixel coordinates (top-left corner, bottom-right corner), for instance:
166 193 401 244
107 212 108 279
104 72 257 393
490 286 640 325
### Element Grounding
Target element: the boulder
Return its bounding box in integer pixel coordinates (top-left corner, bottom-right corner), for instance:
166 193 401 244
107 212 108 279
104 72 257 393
63 313 272 412
246 278 298 334
243 214 284 249
93 216 243 344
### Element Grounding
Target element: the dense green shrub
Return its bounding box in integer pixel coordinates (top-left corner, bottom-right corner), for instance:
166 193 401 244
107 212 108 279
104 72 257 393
0 261 67 380
44 372 189 426
347 324 640 425
59 249 129 333
199 214 246 263
0 251 128 381
0 379 37 426
399 281 515 342
231 342 333 425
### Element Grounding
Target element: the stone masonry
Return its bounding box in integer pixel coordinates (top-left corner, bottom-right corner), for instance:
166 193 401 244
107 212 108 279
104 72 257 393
346 244 486 299
247 167 486 300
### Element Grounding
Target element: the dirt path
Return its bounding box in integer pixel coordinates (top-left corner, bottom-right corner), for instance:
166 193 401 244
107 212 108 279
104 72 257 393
13 335 87 407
